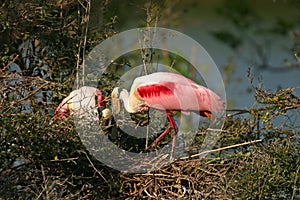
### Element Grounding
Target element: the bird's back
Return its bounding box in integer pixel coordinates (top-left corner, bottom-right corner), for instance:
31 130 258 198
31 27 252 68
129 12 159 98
132 72 224 113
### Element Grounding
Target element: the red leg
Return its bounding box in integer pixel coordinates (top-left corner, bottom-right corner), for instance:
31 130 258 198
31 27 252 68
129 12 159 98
150 111 178 156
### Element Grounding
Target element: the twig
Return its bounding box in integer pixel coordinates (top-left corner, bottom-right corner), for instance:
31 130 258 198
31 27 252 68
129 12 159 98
180 139 262 160
291 165 300 200
0 54 19 73
207 128 228 132
37 164 48 200
79 150 108 184
163 185 187 198
143 188 156 198
226 104 300 117
50 157 79 162
10 82 49 105
139 38 148 75
76 0 91 87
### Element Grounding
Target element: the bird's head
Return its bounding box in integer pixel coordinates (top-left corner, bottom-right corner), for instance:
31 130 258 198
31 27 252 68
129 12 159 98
111 87 122 114
97 107 112 121
102 108 112 120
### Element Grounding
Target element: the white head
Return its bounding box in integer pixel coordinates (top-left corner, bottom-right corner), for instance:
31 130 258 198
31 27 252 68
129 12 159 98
101 108 112 121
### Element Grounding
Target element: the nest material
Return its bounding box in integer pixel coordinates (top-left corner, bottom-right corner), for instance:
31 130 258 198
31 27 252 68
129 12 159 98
120 158 232 199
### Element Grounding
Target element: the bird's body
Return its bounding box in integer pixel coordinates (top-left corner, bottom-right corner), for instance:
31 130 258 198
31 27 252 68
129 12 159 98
112 72 224 157
115 72 224 118
54 86 109 122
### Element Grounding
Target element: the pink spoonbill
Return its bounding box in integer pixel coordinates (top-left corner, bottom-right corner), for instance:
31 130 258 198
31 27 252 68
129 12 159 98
53 86 111 123
111 72 225 157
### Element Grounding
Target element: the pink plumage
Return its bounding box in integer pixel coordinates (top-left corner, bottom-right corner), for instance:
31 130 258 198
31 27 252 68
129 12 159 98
112 72 225 158
132 72 224 118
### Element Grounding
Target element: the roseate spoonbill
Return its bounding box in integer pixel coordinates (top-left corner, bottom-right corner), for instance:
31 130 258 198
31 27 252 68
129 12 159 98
111 72 224 157
53 86 111 123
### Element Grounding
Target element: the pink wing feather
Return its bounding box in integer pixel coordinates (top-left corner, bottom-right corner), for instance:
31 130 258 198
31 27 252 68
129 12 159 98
134 73 224 116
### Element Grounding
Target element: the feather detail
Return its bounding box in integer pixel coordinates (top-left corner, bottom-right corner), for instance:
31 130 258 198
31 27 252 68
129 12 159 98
136 83 174 98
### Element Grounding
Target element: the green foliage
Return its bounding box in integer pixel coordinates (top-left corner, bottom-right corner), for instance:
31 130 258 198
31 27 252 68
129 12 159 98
226 139 299 199
1 112 121 199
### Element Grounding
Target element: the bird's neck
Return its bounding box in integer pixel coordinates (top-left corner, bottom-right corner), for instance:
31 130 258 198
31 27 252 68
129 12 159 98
119 88 146 113
119 89 132 113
